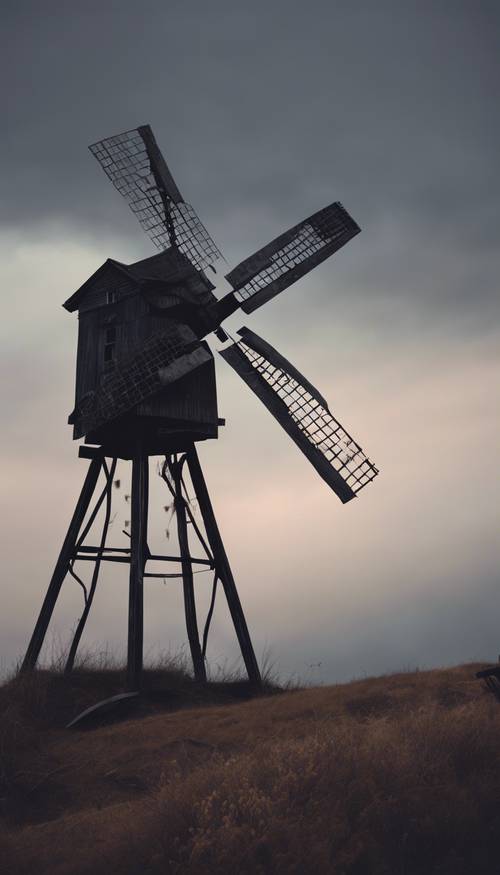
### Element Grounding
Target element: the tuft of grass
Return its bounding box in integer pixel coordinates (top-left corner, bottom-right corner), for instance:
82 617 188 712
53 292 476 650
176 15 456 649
2 662 498 874
0 650 279 827
147 697 500 874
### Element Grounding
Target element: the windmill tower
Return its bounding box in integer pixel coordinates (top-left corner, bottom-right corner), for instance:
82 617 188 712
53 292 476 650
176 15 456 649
21 125 379 691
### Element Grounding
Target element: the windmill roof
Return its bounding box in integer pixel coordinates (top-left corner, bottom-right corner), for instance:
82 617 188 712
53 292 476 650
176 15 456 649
63 249 215 312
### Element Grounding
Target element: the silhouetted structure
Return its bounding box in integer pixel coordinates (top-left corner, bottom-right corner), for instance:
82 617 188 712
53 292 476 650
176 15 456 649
21 125 379 690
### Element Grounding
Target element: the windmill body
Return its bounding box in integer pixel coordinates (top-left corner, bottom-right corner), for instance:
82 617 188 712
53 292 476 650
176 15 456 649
22 125 379 692
65 250 220 458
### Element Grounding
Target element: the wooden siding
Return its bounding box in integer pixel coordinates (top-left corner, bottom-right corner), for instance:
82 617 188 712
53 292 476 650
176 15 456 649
75 293 164 407
71 253 221 454
137 353 218 426
77 264 136 314
74 287 218 438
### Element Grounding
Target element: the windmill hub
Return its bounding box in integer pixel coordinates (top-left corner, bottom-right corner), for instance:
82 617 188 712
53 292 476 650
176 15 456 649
21 125 379 691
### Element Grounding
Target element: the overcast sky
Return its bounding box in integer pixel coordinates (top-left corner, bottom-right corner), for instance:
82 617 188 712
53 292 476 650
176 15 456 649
1 1 499 683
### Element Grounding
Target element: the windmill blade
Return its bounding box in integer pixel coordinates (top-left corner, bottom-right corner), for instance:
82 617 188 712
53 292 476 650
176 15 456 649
89 125 222 272
225 202 360 314
219 328 378 503
71 325 212 439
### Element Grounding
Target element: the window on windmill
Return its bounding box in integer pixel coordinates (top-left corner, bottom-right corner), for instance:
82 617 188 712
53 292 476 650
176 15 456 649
106 290 116 305
104 326 117 362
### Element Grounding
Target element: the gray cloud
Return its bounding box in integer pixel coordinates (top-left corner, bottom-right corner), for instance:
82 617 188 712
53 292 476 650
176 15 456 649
2 2 499 326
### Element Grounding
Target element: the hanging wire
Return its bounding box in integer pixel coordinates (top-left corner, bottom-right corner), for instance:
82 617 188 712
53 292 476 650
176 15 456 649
160 455 213 563
202 572 219 659
65 457 117 673
67 564 88 605
178 456 213 562
68 458 112 605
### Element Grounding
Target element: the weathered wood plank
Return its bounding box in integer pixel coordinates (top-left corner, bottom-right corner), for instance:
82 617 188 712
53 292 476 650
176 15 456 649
127 452 149 691
78 445 104 460
74 552 212 566
171 457 206 683
65 458 117 673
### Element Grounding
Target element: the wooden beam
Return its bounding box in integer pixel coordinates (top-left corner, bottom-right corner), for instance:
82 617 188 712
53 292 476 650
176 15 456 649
171 457 206 683
143 572 183 579
78 445 104 460
186 445 261 688
74 554 130 564
65 458 117 673
77 545 131 554
126 452 149 691
74 552 212 566
21 457 103 672
149 553 212 566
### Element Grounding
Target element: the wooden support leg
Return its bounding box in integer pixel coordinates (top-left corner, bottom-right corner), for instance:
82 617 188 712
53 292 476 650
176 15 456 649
186 446 261 688
64 458 117 674
126 453 149 691
171 457 207 683
21 457 103 673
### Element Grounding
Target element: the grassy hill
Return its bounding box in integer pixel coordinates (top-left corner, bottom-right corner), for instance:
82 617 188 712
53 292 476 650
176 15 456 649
1 661 498 874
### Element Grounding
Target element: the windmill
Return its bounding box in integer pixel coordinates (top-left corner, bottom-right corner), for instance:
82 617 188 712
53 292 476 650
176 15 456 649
21 125 379 691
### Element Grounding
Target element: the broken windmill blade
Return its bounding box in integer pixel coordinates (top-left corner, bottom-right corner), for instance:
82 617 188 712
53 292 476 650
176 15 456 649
219 328 378 504
211 202 360 324
89 125 222 272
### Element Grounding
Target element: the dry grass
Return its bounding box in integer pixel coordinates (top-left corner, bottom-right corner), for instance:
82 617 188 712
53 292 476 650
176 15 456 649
1 661 498 874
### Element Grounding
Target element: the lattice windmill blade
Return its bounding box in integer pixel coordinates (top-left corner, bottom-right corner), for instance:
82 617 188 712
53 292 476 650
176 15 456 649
219 328 378 503
71 325 212 439
224 202 360 315
89 125 223 272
